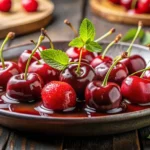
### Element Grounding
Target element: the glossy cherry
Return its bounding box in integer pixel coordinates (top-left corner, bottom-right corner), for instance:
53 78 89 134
18 49 41 72
137 0 150 14
109 0 120 4
22 0 38 12
28 59 60 84
121 76 150 104
0 32 21 92
0 0 11 12
85 55 123 112
6 73 44 102
41 81 76 111
120 21 146 75
59 63 96 100
6 31 45 102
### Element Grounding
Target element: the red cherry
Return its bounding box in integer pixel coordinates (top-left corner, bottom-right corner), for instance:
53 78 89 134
85 81 122 112
142 70 150 79
127 9 140 15
137 0 150 14
66 47 97 63
0 0 11 12
90 55 113 68
28 59 60 84
94 61 128 85
121 76 150 104
6 73 44 102
41 81 76 111
109 0 120 4
22 0 38 12
120 0 132 10
120 55 146 75
60 63 97 100
0 62 21 92
18 50 40 72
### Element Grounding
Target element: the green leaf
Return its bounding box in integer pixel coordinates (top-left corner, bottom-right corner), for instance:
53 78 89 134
122 28 145 42
147 134 150 139
69 37 84 48
141 31 150 45
85 41 102 52
41 49 69 70
79 18 95 42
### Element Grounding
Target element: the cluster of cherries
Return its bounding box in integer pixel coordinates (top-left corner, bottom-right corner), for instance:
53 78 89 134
0 19 149 114
0 0 38 12
109 0 150 14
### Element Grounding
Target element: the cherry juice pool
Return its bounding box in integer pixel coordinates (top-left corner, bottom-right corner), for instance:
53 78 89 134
0 92 149 118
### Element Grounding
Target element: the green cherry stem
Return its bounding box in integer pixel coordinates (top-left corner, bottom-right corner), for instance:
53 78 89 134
24 35 45 80
95 28 115 42
102 52 127 87
126 21 142 57
41 28 54 49
0 32 15 69
30 40 42 52
101 34 122 59
64 19 78 37
76 47 83 75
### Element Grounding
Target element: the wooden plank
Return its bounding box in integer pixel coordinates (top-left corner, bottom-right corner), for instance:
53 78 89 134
10 0 85 47
113 130 140 150
5 132 63 150
63 136 113 150
0 126 10 150
139 126 150 150
85 1 149 42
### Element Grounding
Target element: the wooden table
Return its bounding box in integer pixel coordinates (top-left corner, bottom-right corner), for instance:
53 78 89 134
0 0 150 149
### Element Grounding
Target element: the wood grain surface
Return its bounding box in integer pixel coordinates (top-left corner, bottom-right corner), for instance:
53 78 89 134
0 0 54 39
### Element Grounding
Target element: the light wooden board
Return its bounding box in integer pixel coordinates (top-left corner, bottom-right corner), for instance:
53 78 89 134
0 0 54 39
90 0 150 26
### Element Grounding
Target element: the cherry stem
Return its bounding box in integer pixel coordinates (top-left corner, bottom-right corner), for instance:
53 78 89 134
30 40 42 52
0 32 15 69
101 34 122 59
126 21 142 57
41 28 54 49
64 19 78 37
95 28 115 42
102 52 127 87
131 0 138 9
76 47 83 75
24 35 45 80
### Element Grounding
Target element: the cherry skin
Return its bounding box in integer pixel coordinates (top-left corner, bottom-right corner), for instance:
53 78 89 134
120 55 146 76
109 0 120 4
137 0 150 14
0 0 11 12
41 81 76 111
85 81 122 112
94 62 128 85
22 0 38 12
0 61 21 92
90 55 113 68
18 50 41 72
6 73 44 102
59 63 97 100
28 59 60 84
127 9 140 15
142 70 150 79
120 0 132 10
66 47 98 63
121 76 150 104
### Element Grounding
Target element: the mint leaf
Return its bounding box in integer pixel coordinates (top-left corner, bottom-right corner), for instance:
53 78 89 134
122 28 145 42
79 18 95 42
41 49 69 70
69 37 84 48
141 31 150 45
85 41 102 52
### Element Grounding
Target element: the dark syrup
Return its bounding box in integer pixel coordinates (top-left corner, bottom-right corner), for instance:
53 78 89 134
0 93 150 118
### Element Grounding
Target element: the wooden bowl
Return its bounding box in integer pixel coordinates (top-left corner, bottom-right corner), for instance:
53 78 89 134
90 0 150 25
1 41 150 136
